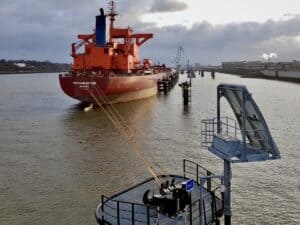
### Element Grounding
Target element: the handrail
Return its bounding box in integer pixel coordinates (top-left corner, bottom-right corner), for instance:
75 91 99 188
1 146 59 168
202 117 268 134
103 196 155 208
99 195 157 225
183 159 214 175
183 159 220 194
201 116 270 149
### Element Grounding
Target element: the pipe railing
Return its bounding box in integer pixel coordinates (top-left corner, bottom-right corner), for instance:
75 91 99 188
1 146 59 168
99 195 157 225
201 117 268 150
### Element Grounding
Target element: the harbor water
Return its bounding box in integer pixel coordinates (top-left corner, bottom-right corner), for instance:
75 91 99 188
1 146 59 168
0 73 299 225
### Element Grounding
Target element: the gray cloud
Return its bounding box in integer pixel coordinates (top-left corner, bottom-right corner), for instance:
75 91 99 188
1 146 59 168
283 13 300 18
0 0 300 65
0 0 99 62
116 0 187 27
139 17 300 65
150 0 188 13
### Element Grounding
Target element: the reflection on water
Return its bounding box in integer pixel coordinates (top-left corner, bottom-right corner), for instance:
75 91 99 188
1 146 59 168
182 105 191 115
0 73 299 225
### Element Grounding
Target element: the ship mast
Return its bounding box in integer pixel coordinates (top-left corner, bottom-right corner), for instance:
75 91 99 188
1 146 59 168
108 0 118 42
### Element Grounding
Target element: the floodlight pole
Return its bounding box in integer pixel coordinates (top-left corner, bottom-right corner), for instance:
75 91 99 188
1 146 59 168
224 160 232 225
242 90 246 160
217 88 232 225
217 89 221 133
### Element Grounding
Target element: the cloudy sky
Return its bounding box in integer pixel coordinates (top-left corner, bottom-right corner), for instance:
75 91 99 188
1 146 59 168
1 0 300 65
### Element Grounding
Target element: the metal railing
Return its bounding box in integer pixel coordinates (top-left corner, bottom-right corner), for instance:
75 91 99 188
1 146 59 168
99 196 157 225
201 117 240 148
187 191 222 225
183 160 222 197
183 160 213 188
201 117 271 155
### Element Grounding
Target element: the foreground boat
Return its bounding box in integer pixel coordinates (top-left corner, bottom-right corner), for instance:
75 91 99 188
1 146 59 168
95 84 280 225
59 1 170 104
96 162 223 225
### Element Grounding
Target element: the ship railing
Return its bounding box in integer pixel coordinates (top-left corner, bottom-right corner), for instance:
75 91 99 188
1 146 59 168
189 195 220 225
98 195 157 225
188 190 223 225
183 160 222 199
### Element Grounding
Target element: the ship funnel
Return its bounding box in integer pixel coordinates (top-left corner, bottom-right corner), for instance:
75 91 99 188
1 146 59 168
100 8 104 16
96 8 106 46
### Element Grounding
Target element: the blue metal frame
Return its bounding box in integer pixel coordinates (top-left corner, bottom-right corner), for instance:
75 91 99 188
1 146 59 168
212 83 281 163
206 83 282 225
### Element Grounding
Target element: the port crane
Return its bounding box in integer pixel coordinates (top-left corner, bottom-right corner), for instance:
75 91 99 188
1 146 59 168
175 46 184 73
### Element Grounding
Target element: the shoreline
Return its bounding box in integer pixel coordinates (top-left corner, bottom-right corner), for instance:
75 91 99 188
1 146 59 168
219 70 300 84
0 71 68 75
2 70 300 84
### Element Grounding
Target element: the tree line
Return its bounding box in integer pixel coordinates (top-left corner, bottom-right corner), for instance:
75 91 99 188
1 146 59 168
0 59 71 74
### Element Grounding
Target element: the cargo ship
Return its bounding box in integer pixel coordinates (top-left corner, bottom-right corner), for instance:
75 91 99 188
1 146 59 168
59 1 170 104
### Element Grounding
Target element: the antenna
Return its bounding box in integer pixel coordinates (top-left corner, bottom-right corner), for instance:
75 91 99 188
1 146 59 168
108 1 118 29
175 46 184 69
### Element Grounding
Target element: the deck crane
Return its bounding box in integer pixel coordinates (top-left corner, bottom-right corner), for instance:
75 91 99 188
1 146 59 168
175 46 184 73
71 34 95 57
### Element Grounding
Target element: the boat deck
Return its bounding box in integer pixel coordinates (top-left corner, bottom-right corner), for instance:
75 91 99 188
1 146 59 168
96 174 223 225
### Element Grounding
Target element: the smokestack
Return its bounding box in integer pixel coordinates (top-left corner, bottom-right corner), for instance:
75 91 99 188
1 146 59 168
95 8 106 46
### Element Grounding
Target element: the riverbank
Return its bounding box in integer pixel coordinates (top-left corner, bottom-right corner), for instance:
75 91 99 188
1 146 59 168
0 71 68 75
0 59 71 75
220 70 300 83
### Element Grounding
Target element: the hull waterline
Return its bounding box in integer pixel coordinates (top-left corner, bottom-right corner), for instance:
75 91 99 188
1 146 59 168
59 73 167 104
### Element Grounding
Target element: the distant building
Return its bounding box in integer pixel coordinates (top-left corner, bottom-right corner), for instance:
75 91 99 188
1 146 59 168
14 63 26 68
194 63 201 70
222 61 265 71
222 60 300 73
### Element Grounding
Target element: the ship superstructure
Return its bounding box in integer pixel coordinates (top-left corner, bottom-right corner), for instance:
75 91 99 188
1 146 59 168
71 2 154 73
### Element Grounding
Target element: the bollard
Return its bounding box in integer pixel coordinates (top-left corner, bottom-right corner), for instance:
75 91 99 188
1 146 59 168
211 70 215 79
163 80 168 94
183 86 189 105
179 81 191 105
157 80 162 92
201 70 204 77
168 77 172 90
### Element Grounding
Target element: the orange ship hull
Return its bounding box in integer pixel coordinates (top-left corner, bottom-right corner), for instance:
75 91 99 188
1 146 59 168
59 73 167 104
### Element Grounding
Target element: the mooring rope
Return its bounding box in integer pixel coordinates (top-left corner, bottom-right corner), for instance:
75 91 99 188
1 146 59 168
77 75 163 185
89 76 170 177
91 75 174 182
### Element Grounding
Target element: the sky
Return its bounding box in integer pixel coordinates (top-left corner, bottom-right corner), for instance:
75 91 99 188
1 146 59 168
0 0 300 65
143 0 300 26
